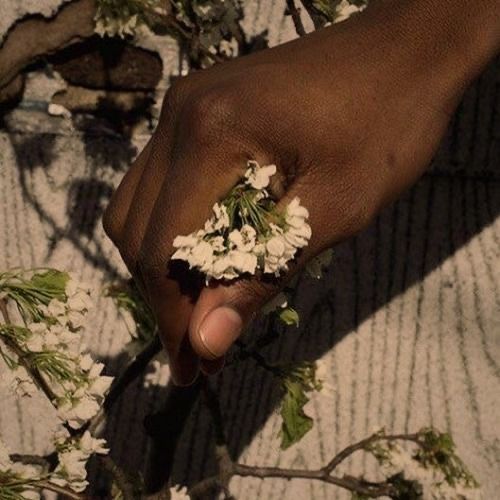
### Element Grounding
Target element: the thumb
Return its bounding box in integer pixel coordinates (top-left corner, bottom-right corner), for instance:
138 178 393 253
188 185 322 360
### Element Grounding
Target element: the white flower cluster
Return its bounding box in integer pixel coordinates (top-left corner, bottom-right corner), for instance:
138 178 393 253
52 431 109 493
172 160 311 282
7 275 113 429
56 354 114 429
381 444 482 499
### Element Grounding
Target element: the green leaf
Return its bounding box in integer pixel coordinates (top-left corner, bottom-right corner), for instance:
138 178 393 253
279 307 299 327
278 362 321 449
30 270 69 298
279 380 313 449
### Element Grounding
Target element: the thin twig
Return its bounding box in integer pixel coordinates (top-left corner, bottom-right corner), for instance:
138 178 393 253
323 432 421 473
86 335 162 436
100 455 135 500
0 299 58 402
191 385 427 498
34 480 84 499
286 0 307 36
233 463 394 497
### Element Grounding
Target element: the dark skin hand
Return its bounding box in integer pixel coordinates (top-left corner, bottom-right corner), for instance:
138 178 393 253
103 0 500 385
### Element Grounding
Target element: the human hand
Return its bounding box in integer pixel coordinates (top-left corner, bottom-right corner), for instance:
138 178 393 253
103 0 499 385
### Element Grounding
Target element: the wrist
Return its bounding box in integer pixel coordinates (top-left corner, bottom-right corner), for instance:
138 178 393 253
382 0 500 90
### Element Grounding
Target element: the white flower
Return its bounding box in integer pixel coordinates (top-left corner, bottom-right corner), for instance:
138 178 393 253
46 299 66 317
58 396 100 429
67 290 93 312
27 322 46 334
88 362 104 379
170 485 189 500
210 256 239 281
218 37 239 58
212 203 230 231
173 234 198 249
335 0 365 23
284 223 311 248
79 353 94 372
79 431 109 456
228 250 258 275
67 310 86 329
244 161 277 189
266 235 286 257
54 449 88 492
25 334 44 352
89 375 113 398
209 235 226 252
229 225 256 251
188 241 214 273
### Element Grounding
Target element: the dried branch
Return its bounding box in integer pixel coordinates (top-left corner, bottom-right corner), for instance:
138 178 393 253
189 382 432 498
286 0 307 37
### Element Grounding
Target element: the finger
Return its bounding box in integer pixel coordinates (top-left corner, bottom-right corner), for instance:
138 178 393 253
102 140 152 244
139 146 252 385
188 179 340 360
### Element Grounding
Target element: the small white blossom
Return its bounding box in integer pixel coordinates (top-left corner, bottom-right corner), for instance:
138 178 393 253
88 375 113 398
229 250 258 275
79 431 109 456
244 161 277 189
170 485 190 500
212 203 230 230
46 299 66 317
229 225 256 251
189 241 214 273
335 0 366 24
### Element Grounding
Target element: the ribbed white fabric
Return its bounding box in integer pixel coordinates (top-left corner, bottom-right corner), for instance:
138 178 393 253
0 1 499 498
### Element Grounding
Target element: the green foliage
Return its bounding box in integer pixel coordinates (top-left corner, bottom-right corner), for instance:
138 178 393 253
310 0 367 23
278 306 300 327
414 429 479 488
0 471 38 500
387 472 423 499
278 361 321 449
0 269 69 322
95 0 162 37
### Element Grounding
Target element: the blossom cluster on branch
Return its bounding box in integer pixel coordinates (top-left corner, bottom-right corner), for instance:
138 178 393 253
172 160 312 282
0 270 113 496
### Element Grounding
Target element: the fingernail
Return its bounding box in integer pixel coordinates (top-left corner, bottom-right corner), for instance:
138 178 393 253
198 307 242 358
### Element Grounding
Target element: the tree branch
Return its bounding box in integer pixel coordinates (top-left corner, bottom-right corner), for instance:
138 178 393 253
190 383 431 498
286 0 307 37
